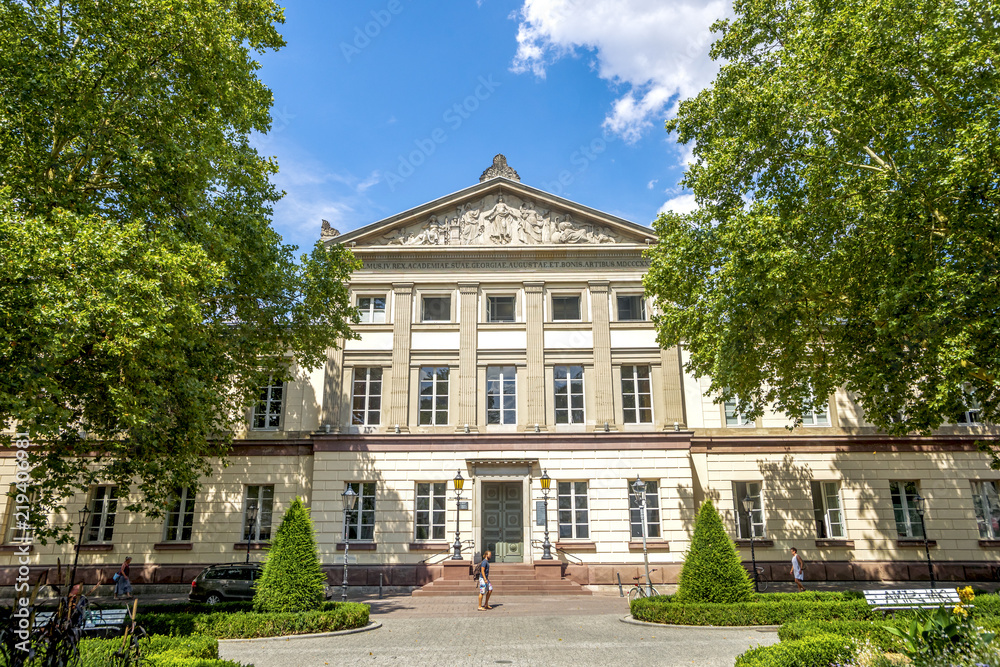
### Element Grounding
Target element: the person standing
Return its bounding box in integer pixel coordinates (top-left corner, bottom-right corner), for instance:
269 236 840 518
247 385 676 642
114 556 133 600
477 550 493 611
790 547 805 592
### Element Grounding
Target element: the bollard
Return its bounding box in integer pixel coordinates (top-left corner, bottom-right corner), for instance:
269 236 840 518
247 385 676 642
617 572 624 597
378 571 383 599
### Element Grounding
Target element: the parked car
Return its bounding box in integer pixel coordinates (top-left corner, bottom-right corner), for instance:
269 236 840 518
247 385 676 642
189 563 262 604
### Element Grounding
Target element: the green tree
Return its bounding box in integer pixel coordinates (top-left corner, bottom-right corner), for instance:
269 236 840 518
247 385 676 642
0 0 359 540
645 0 1000 446
253 497 327 613
676 499 754 603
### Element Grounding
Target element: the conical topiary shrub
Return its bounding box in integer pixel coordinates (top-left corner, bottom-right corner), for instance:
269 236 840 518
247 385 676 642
253 497 327 613
675 499 754 603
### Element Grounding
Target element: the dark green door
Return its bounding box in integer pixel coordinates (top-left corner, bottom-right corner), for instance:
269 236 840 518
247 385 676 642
482 482 523 563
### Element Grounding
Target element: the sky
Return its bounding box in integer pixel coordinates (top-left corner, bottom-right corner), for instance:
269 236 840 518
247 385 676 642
251 0 731 252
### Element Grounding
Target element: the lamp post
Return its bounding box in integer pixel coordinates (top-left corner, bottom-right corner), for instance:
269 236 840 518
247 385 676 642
632 475 653 596
244 503 258 564
540 470 553 560
341 486 358 601
68 506 91 593
452 470 465 560
742 493 759 593
914 493 934 588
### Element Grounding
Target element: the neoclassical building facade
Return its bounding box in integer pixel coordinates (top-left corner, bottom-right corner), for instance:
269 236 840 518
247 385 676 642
4 155 1000 591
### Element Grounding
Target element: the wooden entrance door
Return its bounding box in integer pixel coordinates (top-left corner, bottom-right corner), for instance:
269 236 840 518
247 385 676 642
481 482 523 563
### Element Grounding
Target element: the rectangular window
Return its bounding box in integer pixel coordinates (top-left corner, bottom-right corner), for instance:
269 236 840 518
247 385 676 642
351 367 383 426
3 486 37 544
558 481 589 539
733 481 765 538
616 295 646 321
163 487 196 542
487 296 516 322
243 485 274 542
346 482 376 541
554 365 585 424
971 481 1000 540
415 482 447 541
957 389 982 425
421 296 451 322
621 365 653 424
486 366 517 425
725 399 754 427
418 367 450 425
356 296 386 324
252 378 283 430
551 295 581 321
890 481 923 538
628 480 660 538
811 481 845 539
800 389 830 426
85 485 118 543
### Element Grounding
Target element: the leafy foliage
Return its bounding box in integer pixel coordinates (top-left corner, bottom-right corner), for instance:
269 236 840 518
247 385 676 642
253 498 326 613
644 0 1000 442
0 0 360 538
884 605 996 666
675 500 754 603
734 633 856 667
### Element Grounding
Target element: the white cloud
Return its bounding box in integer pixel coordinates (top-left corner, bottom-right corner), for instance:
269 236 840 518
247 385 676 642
657 193 698 215
647 179 658 190
512 0 728 143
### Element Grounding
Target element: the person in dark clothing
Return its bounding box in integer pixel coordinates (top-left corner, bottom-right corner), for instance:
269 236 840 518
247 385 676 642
477 550 493 610
114 556 133 600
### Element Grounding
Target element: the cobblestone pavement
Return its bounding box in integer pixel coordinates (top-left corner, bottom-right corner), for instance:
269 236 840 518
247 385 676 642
218 595 779 667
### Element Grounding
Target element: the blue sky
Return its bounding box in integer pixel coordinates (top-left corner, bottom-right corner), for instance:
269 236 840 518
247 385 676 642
252 0 729 252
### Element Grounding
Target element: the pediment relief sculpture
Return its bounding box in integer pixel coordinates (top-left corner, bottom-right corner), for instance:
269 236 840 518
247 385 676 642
375 193 626 246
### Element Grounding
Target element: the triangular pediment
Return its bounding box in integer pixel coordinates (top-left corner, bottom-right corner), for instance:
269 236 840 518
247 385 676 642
331 178 656 249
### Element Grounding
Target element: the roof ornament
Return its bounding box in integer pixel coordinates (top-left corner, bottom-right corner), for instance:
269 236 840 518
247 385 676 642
320 219 340 239
479 154 520 183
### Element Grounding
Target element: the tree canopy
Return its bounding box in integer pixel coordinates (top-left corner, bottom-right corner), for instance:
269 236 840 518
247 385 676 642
0 0 359 540
645 0 1000 442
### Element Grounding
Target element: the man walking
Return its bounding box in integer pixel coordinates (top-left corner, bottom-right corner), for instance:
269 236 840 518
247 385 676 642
477 550 493 610
790 547 805 592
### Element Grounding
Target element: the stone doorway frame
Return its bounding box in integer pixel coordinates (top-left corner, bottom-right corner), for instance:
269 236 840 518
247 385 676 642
468 458 537 564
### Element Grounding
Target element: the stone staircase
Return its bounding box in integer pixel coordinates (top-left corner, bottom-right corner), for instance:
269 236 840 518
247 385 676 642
412 562 592 597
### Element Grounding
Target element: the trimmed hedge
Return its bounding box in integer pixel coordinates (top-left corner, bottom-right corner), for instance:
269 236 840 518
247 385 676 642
137 602 369 639
139 602 255 615
676 500 754 603
630 598 874 626
778 619 904 650
253 497 327 613
734 633 855 667
79 634 228 667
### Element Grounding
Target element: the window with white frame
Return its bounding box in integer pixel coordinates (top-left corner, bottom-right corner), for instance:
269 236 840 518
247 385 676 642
243 485 274 542
418 366 450 425
351 367 383 426
799 389 830 426
356 296 387 323
345 482 376 541
3 486 36 544
616 294 646 321
421 296 451 322
889 481 923 538
628 480 660 538
957 389 982 425
251 378 283 430
733 481 765 538
487 295 516 322
724 399 754 427
554 365 585 424
414 482 446 541
163 487 196 542
85 485 118 543
971 481 1000 540
621 365 653 424
557 481 589 539
551 295 581 321
811 481 845 539
486 366 516 425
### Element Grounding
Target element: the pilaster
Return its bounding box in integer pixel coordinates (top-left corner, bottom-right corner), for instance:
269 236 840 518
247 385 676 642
388 283 413 432
660 345 687 429
456 282 480 432
589 281 616 430
523 281 546 429
319 343 346 432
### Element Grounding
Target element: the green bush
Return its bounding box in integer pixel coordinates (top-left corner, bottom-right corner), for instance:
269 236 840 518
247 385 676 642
253 497 327 613
79 634 220 667
630 597 874 626
140 602 255 615
778 619 905 650
735 633 855 667
675 499 754 603
137 602 369 639
750 592 856 603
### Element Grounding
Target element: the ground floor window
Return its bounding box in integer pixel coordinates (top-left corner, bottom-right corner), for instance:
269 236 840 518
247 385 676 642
733 481 765 538
163 487 196 542
811 481 845 539
346 482 376 541
85 485 119 543
890 481 923 539
243 485 274 542
557 481 589 539
415 482 446 541
628 480 660 538
971 481 1000 540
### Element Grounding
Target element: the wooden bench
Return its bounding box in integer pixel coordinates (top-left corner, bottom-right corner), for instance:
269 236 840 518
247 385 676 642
34 606 130 636
864 588 963 614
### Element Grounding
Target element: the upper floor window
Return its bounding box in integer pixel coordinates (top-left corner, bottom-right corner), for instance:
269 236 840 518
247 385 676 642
345 482 376 541
421 296 451 322
628 480 660 538
163 487 196 542
558 481 590 539
487 296 516 322
725 399 754 427
957 389 982 425
799 388 830 426
551 295 581 321
554 365 585 425
252 378 283 430
621 365 653 424
971 481 1000 540
414 482 446 541
486 366 517 425
352 367 383 426
811 481 845 539
85 485 118 543
243 484 274 542
356 296 387 324
616 295 647 321
733 481 765 538
890 481 923 539
418 367 450 425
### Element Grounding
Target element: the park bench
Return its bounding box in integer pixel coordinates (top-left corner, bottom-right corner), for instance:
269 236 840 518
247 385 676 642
34 605 130 636
864 588 964 615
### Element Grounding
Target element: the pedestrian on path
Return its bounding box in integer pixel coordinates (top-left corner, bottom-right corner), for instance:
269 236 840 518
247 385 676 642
114 556 133 600
790 547 805 592
477 550 493 611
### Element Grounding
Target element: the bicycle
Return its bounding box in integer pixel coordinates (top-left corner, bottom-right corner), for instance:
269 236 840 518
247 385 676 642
626 569 660 601
753 567 769 592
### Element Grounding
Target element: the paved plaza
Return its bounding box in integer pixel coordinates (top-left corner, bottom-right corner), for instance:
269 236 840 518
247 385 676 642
218 595 779 667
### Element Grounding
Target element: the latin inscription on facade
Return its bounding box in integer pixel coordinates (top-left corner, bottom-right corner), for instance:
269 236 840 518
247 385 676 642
361 258 650 271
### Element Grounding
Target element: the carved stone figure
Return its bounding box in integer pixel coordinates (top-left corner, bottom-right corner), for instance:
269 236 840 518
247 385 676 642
483 195 518 245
